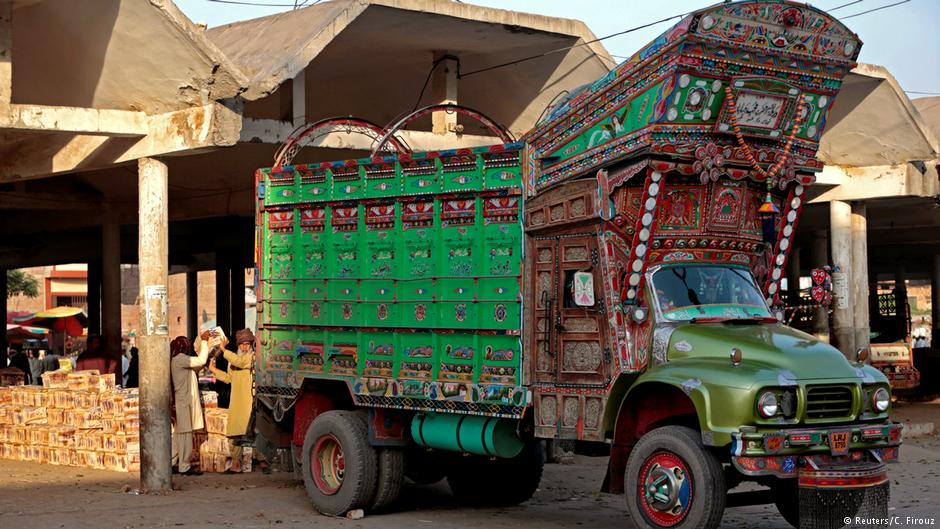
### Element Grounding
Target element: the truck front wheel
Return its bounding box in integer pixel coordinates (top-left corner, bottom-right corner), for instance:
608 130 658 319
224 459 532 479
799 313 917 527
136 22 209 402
625 426 725 529
302 410 378 516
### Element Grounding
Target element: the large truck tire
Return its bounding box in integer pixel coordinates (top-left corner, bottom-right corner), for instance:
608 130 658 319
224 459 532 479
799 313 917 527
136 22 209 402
624 426 725 529
370 448 405 512
301 410 377 516
447 440 544 506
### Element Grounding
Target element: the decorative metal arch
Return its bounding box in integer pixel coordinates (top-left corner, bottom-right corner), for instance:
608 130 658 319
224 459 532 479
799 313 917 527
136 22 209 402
273 116 410 168
371 104 516 157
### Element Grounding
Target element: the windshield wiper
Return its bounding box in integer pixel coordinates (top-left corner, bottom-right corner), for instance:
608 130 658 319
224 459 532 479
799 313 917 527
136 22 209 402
670 268 702 307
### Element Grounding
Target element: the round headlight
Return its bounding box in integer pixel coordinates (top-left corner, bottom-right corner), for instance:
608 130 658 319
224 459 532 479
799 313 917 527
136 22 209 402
872 387 890 412
758 391 779 418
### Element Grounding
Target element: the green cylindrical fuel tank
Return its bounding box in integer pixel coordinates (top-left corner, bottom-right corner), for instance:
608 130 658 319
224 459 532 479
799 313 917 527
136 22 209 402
411 413 524 458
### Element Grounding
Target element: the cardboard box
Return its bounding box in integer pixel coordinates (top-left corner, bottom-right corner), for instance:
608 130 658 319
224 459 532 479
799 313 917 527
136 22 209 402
204 408 228 435
41 370 70 389
200 390 219 409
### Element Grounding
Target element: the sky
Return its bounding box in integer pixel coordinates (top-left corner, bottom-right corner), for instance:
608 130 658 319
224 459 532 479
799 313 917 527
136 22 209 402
177 0 940 98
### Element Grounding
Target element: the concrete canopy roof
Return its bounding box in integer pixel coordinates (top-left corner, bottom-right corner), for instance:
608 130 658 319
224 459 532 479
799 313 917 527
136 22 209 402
10 0 247 113
210 0 614 100
208 0 615 135
912 96 940 143
818 63 939 168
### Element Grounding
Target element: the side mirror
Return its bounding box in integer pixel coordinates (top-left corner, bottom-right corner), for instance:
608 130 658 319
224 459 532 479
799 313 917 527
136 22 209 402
573 271 595 307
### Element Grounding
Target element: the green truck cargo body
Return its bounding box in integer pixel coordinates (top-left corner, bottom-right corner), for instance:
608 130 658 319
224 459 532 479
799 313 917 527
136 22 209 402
255 144 527 417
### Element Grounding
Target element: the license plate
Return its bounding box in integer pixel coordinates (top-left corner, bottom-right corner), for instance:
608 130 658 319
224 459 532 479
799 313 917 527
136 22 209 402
829 431 850 455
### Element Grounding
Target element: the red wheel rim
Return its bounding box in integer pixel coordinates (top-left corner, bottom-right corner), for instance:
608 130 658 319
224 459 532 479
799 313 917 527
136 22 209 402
311 434 345 495
637 451 693 527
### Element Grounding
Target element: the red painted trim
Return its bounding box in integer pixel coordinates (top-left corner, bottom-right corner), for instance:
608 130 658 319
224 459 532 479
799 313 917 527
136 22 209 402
44 278 52 309
292 389 336 448
370 407 405 444
798 468 887 489
49 270 88 279
609 384 699 494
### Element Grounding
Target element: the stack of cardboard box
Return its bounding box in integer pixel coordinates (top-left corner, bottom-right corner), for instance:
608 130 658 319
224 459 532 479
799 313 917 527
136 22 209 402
0 370 140 472
199 408 232 472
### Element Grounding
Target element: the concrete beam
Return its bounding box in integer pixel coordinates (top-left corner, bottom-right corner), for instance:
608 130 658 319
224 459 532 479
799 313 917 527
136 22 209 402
292 69 305 128
810 162 939 203
0 103 149 136
0 190 101 210
0 101 242 182
239 118 501 151
431 52 459 135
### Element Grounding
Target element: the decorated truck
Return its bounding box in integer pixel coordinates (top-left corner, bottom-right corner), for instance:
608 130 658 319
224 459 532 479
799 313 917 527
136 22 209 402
869 285 921 391
253 2 900 528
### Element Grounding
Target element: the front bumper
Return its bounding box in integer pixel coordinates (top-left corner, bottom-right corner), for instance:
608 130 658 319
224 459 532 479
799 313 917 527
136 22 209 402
729 422 902 478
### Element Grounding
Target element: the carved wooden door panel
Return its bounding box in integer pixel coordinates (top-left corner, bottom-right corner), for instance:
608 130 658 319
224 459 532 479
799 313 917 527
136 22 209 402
530 237 558 384
554 235 607 385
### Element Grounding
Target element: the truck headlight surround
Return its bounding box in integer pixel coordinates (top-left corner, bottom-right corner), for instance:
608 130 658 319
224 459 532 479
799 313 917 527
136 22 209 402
872 387 890 412
758 391 779 418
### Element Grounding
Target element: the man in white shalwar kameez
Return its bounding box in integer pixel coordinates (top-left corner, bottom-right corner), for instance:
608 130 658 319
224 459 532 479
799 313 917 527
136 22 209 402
170 334 209 475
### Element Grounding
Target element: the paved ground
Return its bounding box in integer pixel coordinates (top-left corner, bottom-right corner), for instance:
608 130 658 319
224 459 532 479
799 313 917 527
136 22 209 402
1 400 938 529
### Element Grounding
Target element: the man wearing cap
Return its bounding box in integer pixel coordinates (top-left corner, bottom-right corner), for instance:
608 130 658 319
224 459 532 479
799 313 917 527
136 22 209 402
209 329 256 472
171 333 210 476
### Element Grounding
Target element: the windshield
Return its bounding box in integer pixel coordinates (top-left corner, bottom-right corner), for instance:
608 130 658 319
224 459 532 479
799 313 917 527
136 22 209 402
650 265 770 321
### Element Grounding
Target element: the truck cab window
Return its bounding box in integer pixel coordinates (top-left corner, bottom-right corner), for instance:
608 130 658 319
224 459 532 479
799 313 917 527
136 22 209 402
651 265 770 321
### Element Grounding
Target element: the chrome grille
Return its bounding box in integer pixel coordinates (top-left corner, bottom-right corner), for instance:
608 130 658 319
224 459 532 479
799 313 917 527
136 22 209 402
805 385 854 419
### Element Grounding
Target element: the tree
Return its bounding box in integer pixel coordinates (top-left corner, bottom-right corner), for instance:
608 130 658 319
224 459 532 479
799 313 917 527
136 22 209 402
6 269 39 298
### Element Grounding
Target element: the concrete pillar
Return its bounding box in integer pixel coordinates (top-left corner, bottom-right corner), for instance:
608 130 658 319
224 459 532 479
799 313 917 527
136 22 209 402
1 2 11 105
87 260 102 335
895 263 908 337
431 52 459 135
830 201 854 357
137 157 171 492
186 271 198 340
851 202 870 351
292 68 305 128
215 264 231 335
786 247 801 307
1 267 7 368
932 256 940 347
230 265 245 332
102 209 122 362
811 231 830 342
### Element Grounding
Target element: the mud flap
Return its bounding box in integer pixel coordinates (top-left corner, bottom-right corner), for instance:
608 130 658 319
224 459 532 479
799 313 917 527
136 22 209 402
798 463 889 529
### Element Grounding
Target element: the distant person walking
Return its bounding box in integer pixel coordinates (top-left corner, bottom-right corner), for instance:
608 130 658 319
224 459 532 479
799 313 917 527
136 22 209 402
8 345 31 384
125 347 140 388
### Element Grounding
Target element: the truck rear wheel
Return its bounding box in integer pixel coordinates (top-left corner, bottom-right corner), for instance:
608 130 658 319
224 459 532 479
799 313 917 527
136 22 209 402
302 410 377 516
447 441 544 506
625 426 725 529
370 448 405 512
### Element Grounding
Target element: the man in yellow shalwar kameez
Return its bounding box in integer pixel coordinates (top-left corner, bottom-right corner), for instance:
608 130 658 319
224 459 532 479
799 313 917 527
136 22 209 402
209 328 255 472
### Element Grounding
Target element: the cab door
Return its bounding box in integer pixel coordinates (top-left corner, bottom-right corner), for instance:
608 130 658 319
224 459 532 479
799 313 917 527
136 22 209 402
529 234 608 386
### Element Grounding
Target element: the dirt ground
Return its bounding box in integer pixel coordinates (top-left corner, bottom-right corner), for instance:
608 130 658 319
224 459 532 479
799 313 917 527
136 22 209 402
1 401 938 529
